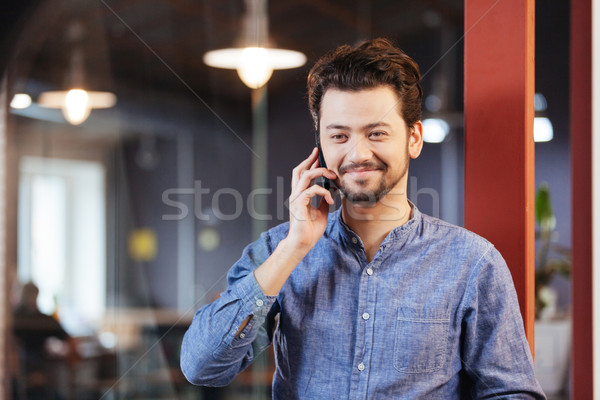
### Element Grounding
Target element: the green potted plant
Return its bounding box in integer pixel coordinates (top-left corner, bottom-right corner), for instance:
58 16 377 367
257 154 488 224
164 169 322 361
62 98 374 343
534 183 571 319
533 183 572 396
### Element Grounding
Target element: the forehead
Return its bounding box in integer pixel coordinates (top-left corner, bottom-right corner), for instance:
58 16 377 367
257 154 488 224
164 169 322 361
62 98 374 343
320 86 404 125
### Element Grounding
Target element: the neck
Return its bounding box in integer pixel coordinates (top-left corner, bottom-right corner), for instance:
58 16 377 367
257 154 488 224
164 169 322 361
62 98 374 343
341 193 412 251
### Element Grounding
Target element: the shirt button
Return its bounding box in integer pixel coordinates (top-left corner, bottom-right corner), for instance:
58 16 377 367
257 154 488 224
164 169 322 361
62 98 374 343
239 333 246 338
362 312 370 320
357 362 365 371
366 268 373 276
256 299 264 307
351 237 358 244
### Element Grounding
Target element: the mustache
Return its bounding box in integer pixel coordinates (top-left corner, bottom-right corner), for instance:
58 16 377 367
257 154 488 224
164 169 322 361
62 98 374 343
338 161 386 175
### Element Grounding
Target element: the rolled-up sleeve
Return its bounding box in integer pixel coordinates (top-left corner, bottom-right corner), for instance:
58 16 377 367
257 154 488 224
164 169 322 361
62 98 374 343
460 245 546 399
180 231 279 386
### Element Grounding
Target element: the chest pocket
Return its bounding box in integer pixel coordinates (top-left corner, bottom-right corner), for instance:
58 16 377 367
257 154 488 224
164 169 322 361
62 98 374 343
393 307 449 373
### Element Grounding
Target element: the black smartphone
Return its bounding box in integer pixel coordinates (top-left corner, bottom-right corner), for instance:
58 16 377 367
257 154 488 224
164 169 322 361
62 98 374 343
314 129 332 190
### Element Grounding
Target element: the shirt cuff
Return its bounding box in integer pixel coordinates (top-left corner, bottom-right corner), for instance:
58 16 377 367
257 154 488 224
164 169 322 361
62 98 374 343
235 272 277 318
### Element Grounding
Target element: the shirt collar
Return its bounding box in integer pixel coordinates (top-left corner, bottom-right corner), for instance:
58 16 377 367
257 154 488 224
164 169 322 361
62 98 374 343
328 199 422 248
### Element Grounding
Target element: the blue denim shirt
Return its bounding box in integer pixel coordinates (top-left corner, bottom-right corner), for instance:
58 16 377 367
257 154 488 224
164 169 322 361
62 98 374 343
181 202 545 399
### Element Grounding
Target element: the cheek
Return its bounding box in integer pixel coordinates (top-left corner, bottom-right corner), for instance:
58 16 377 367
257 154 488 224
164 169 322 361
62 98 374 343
379 149 406 169
321 146 342 170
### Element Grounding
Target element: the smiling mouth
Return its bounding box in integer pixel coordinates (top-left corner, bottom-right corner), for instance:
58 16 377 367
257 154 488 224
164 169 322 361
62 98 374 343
339 162 386 176
344 168 380 177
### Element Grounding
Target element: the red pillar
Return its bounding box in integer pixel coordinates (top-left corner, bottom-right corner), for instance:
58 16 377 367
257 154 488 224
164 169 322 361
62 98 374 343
570 0 593 397
464 0 536 352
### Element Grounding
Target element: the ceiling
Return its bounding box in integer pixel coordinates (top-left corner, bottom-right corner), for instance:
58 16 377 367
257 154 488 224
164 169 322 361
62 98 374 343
12 0 463 103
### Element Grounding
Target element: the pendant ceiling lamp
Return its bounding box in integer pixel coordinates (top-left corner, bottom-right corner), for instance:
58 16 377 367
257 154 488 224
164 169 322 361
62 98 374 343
38 21 116 125
203 0 306 89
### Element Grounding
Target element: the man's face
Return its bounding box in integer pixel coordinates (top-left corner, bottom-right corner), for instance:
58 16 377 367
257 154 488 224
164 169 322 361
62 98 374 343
319 86 422 205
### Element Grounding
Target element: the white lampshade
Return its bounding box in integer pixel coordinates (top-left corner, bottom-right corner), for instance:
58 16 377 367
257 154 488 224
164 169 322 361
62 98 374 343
203 47 306 89
10 93 32 109
236 47 273 89
38 89 117 125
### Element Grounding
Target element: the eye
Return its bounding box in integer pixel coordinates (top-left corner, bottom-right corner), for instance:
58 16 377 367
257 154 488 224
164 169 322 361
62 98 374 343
369 131 387 138
330 133 347 141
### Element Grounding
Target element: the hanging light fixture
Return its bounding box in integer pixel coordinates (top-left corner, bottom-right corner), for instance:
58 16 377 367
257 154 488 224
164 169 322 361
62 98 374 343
533 93 553 142
203 0 306 89
38 21 116 125
422 118 450 143
10 93 32 109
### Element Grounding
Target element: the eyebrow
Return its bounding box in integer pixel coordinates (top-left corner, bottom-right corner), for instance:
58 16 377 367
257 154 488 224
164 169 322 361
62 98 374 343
325 122 392 131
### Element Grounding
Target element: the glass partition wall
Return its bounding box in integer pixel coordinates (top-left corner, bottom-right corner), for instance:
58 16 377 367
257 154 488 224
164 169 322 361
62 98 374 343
4 1 465 399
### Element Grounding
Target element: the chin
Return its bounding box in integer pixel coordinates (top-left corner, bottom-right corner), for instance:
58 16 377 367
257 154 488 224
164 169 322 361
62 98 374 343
340 185 384 205
344 193 378 205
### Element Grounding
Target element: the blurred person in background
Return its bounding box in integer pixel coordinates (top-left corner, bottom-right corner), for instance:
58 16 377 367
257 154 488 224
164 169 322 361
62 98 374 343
12 282 74 400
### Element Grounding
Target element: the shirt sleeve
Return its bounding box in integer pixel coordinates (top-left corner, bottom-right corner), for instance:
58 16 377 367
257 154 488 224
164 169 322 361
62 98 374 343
180 231 279 387
460 245 546 399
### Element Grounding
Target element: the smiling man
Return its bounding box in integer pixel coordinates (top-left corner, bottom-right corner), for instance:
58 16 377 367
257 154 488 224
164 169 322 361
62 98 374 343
181 38 545 399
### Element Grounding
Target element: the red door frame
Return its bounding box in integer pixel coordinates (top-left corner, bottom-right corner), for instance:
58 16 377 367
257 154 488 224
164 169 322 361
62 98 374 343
464 0 536 354
570 0 593 397
466 0 595 396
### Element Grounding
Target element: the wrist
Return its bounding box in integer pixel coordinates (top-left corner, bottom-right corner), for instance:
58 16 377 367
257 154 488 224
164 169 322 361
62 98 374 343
278 236 314 259
253 237 310 296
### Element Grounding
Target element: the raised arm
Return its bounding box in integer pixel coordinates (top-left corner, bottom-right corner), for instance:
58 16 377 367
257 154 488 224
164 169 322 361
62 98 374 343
180 147 336 386
180 232 279 386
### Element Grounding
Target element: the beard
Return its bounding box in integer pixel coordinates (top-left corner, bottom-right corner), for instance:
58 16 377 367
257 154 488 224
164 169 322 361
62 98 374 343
337 157 409 205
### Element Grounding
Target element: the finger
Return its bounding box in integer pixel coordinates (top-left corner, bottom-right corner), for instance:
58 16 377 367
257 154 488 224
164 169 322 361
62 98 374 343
297 184 335 205
298 168 337 194
293 168 337 195
293 165 327 196
292 147 319 189
290 181 332 207
310 158 319 170
299 167 337 187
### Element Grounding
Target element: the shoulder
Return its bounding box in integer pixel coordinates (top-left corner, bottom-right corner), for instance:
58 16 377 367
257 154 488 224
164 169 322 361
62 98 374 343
420 214 512 289
418 212 495 256
415 212 512 288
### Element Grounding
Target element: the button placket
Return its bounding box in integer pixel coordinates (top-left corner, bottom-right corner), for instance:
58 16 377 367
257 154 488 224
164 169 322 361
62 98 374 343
358 259 377 393
351 255 370 393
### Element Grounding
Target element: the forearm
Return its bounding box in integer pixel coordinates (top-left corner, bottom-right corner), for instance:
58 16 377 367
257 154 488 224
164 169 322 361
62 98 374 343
231 238 308 336
180 273 276 386
253 237 311 296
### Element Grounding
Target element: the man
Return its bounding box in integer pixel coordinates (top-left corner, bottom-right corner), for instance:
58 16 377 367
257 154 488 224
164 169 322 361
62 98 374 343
181 38 545 399
13 282 73 399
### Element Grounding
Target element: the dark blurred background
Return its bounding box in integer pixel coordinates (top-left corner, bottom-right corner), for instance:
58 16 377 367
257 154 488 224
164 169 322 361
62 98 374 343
1 0 570 399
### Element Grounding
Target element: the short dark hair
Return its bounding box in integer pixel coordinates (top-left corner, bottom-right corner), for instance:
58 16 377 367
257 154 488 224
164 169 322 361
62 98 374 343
307 38 423 130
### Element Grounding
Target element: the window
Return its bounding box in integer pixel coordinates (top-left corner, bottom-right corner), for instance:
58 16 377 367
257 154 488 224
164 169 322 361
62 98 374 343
18 156 106 335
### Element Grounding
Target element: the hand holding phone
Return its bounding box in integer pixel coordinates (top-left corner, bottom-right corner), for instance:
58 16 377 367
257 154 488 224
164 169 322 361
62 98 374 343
287 147 336 250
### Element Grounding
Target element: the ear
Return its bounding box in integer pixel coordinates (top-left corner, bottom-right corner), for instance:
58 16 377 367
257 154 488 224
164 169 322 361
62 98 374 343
408 121 424 159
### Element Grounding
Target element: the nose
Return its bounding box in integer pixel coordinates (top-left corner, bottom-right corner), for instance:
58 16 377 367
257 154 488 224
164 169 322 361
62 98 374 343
347 136 373 164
